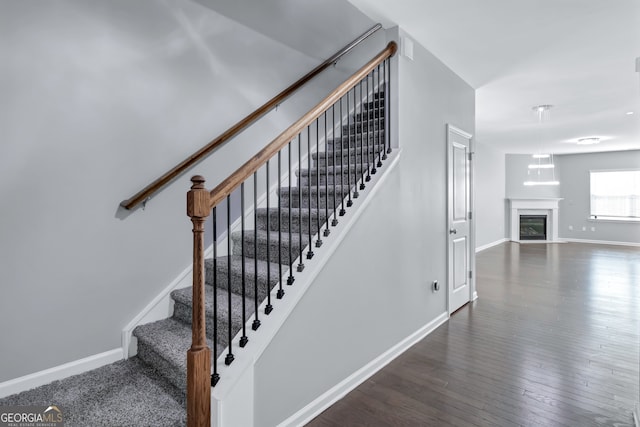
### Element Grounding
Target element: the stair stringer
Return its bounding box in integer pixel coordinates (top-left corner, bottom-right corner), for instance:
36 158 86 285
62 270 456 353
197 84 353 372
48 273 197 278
211 150 401 427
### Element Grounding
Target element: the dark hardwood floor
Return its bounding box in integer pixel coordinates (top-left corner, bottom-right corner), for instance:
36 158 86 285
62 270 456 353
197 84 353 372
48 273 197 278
308 242 640 426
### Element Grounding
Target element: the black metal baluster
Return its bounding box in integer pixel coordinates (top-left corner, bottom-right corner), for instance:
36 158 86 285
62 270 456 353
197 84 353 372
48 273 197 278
339 96 346 216
297 133 305 271
382 58 387 160
359 79 366 191
277 151 285 299
252 173 260 331
346 89 353 208
385 58 391 156
323 111 331 237
306 126 314 259
376 64 383 168
372 66 380 172
265 162 273 314
315 119 323 247
287 142 295 285
352 86 359 199
365 72 371 182
225 196 234 365
331 105 338 227
211 207 219 386
239 184 248 347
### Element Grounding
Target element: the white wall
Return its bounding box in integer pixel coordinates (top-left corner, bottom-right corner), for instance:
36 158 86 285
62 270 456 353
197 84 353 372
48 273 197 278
0 0 371 383
253 27 475 426
195 0 376 62
474 142 506 248
556 150 640 244
505 154 561 199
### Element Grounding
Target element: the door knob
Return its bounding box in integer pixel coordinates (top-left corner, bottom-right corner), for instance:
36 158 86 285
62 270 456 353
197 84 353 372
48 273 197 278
449 228 457 234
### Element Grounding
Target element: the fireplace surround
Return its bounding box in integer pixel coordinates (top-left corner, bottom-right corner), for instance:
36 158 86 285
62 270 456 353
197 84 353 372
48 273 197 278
509 198 562 242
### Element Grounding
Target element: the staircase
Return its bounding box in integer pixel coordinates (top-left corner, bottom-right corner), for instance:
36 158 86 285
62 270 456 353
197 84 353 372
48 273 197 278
132 91 387 397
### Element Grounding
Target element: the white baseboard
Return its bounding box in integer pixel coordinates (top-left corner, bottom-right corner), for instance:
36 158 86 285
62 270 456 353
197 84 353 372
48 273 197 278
0 349 123 399
561 238 640 247
475 238 508 253
277 311 449 427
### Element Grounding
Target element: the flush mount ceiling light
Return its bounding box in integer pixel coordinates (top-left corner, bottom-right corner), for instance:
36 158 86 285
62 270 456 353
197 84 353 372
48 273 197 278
577 137 600 145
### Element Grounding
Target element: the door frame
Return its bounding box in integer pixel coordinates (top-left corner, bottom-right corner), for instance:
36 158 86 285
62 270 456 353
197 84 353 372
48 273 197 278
446 124 476 315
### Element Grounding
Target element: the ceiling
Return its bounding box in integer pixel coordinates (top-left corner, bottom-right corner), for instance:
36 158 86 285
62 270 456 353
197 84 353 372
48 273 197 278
347 0 640 154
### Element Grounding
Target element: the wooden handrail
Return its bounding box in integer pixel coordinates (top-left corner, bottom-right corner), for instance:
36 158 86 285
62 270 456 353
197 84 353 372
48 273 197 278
120 24 383 210
207 41 397 210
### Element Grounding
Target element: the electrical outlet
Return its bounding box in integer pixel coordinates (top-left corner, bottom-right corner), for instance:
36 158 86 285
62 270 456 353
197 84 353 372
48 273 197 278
582 226 587 231
591 227 596 232
568 225 573 230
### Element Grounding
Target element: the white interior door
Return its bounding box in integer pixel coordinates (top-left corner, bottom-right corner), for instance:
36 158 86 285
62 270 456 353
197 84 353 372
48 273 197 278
447 125 474 314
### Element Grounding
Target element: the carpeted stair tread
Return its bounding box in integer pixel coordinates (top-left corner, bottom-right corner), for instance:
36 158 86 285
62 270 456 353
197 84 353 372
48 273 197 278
255 207 329 233
342 118 385 134
354 108 385 121
278 184 353 208
327 130 385 150
297 163 369 178
312 151 383 168
232 228 308 265
133 318 220 392
297 164 370 186
313 143 385 159
171 284 256 347
363 99 384 110
205 255 282 301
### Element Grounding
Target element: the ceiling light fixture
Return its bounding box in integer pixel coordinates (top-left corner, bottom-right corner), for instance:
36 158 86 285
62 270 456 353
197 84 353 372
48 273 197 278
525 105 558 186
577 137 600 145
627 111 634 115
524 181 560 186
524 153 558 186
532 104 553 122
528 163 555 169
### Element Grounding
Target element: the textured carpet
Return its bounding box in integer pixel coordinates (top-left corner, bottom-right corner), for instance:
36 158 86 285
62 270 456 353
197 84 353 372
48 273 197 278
0 358 186 427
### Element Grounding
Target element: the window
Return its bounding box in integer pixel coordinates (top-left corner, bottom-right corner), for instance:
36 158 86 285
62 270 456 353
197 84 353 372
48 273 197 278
590 169 640 220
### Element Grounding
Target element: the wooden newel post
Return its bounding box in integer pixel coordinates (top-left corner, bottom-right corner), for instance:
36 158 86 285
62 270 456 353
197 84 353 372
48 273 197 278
187 175 212 427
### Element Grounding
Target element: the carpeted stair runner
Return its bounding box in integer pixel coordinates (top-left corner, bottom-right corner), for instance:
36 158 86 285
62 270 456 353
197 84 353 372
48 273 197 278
0 90 386 426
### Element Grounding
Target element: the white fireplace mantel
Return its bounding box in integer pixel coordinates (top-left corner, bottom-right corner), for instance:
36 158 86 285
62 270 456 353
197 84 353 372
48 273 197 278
508 198 563 242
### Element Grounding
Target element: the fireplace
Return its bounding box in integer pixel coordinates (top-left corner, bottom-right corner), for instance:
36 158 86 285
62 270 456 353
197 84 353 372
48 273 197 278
508 198 562 242
520 215 547 240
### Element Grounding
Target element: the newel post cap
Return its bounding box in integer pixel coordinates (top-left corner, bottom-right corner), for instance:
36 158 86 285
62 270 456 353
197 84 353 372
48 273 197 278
187 175 211 218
